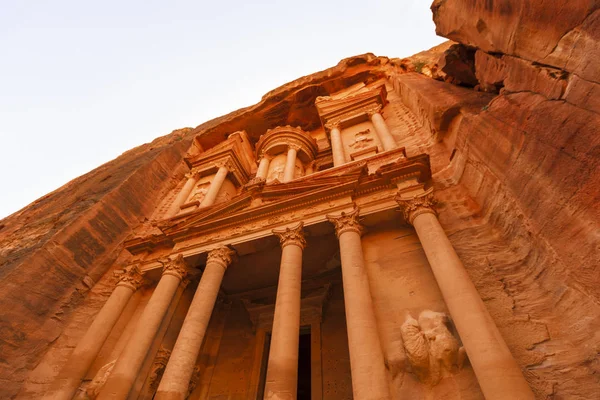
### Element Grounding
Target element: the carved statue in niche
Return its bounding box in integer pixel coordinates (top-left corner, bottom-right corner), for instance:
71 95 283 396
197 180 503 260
86 359 116 399
189 183 209 204
349 129 374 150
400 310 466 385
268 162 285 182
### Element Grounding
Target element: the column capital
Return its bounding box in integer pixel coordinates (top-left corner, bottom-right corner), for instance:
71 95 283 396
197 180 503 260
258 151 273 161
116 265 145 291
160 254 189 280
326 206 363 237
184 169 200 180
288 143 302 152
364 104 383 118
395 190 437 225
273 222 306 249
324 120 341 132
215 159 234 171
206 246 236 270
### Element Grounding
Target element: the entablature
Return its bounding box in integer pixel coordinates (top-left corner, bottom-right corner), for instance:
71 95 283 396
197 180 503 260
124 147 431 272
316 84 387 131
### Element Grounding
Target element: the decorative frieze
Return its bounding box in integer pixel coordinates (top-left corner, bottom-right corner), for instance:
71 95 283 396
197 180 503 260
206 246 236 269
273 222 306 249
160 254 189 280
395 190 437 225
326 206 363 237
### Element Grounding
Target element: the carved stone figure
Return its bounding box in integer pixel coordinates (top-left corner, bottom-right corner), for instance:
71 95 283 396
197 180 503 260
86 359 116 399
349 129 374 149
148 347 172 394
189 183 209 203
400 310 466 385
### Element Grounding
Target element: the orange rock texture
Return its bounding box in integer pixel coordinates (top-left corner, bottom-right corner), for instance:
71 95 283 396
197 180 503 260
0 1 598 399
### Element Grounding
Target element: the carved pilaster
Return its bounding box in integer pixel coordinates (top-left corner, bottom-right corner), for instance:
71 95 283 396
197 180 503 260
116 265 145 291
395 190 437 225
273 222 306 249
327 207 363 237
206 246 236 270
160 254 189 280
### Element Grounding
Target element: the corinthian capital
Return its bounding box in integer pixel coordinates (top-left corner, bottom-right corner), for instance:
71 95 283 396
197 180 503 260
116 265 145 291
365 104 383 117
326 206 363 237
395 190 437 225
160 254 189 280
206 246 236 269
273 222 306 249
324 120 341 132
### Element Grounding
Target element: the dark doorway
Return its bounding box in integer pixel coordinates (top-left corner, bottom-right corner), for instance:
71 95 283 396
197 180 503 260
258 328 312 399
297 326 312 400
258 333 271 399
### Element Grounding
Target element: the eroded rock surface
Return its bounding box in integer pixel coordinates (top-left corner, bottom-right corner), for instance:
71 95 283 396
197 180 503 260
1 1 599 399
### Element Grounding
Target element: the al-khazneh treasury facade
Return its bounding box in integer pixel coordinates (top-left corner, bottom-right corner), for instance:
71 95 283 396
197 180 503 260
38 81 536 400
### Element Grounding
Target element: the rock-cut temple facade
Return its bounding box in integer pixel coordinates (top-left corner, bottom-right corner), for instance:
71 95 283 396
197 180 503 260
1 1 599 399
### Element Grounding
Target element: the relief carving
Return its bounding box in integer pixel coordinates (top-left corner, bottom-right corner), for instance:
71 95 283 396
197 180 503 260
349 129 374 150
86 359 116 399
268 162 285 182
148 347 172 394
189 183 209 204
400 310 466 385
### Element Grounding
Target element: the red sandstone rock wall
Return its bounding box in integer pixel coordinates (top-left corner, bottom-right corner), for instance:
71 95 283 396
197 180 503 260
2 1 599 398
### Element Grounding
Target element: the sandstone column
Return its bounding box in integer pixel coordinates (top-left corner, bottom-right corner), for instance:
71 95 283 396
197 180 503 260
283 145 299 183
166 171 198 218
264 223 306 400
327 208 391 400
368 108 396 151
199 162 229 208
97 255 188 400
396 191 535 400
256 154 272 180
155 247 235 400
49 266 144 400
326 122 346 167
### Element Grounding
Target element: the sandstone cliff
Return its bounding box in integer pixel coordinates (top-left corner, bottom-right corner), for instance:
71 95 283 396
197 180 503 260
1 1 599 398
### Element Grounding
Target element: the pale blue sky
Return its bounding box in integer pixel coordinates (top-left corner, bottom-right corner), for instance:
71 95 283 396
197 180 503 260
0 1 445 219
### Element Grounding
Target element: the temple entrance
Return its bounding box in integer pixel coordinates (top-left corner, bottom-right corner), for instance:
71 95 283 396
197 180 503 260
297 327 312 400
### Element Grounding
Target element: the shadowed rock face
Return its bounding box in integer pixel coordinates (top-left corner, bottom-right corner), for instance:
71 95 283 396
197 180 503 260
1 2 599 399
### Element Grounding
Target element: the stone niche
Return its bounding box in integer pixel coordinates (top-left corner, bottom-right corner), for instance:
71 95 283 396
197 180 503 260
255 125 318 183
